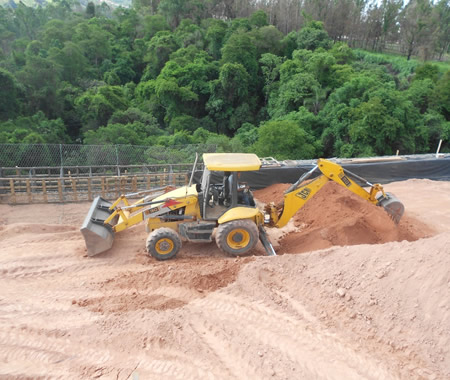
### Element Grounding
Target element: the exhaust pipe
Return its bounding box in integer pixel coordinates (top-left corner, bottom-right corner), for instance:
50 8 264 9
80 196 118 256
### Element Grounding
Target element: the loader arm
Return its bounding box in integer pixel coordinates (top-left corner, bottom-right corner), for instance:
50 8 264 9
267 158 404 228
80 185 193 256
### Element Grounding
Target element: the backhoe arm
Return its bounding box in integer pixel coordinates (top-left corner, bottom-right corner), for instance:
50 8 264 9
270 174 330 228
316 159 385 204
266 158 404 228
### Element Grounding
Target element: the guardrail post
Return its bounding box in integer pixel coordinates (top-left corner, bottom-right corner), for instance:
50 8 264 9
10 179 16 204
88 178 92 201
60 144 63 178
115 145 120 176
169 165 174 185
26 179 31 203
42 180 48 203
58 179 63 201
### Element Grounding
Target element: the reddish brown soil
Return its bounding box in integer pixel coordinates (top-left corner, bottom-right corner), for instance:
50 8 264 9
253 181 434 254
0 179 449 379
77 257 249 314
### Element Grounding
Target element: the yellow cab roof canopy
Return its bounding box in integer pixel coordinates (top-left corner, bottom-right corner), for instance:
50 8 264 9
203 153 261 172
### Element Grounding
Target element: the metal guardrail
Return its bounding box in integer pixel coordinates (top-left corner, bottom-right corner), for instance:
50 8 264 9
0 172 191 204
0 163 202 179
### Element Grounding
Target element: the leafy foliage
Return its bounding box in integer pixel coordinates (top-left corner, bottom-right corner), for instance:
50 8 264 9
0 2 449 162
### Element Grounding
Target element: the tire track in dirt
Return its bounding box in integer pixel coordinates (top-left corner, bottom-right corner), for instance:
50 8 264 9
0 224 78 241
188 318 260 379
0 259 110 279
121 350 225 380
78 285 202 314
189 290 397 379
0 330 112 377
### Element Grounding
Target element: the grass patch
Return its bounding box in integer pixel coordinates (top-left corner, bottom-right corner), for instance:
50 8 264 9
354 49 450 77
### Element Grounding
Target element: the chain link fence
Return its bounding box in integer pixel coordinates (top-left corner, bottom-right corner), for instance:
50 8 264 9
0 143 217 177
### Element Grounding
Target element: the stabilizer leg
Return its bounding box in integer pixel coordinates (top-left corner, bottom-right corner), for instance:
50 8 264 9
259 226 276 256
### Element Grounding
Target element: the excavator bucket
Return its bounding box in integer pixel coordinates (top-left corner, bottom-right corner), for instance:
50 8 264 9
80 196 118 256
377 192 404 224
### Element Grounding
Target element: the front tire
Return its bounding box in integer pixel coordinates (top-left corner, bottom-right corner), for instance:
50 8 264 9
146 228 182 260
216 220 259 256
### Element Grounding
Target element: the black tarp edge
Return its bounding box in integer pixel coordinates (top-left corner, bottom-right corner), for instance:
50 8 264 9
194 157 450 190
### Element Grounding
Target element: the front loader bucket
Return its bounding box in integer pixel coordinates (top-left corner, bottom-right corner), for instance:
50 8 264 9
377 192 404 224
80 196 118 256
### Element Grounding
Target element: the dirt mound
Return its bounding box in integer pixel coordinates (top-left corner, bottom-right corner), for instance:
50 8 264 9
254 181 434 254
234 232 450 379
75 257 251 314
253 183 288 204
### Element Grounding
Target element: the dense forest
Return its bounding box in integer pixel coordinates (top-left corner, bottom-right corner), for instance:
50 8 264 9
0 0 449 159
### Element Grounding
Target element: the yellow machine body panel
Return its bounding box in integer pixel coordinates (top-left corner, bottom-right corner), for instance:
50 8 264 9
203 153 261 171
152 185 198 202
146 194 201 232
106 186 200 233
218 207 263 225
147 220 183 233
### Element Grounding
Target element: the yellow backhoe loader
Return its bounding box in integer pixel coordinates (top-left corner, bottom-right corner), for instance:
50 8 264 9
81 153 404 259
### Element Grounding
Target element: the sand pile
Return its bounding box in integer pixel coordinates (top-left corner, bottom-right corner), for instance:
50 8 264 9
253 181 433 254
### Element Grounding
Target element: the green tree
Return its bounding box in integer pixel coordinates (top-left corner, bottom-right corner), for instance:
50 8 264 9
250 25 284 57
143 31 179 79
297 21 332 51
0 111 69 143
347 87 426 156
250 10 268 28
0 68 20 120
433 0 450 60
40 19 72 49
430 70 450 119
75 85 128 131
330 42 355 64
74 21 113 67
205 19 227 59
143 14 170 41
84 121 164 145
219 63 249 105
174 19 205 49
17 52 63 118
158 0 205 28
86 2 96 19
221 32 258 82
48 42 88 84
268 72 319 118
422 111 450 152
233 122 258 147
414 63 439 82
259 53 284 104
399 0 434 60
407 79 435 113
254 120 318 160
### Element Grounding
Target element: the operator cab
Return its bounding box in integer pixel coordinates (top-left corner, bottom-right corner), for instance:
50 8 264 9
199 153 260 220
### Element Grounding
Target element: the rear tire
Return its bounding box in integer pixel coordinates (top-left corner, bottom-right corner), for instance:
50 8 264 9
147 228 181 261
216 220 259 256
